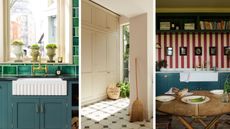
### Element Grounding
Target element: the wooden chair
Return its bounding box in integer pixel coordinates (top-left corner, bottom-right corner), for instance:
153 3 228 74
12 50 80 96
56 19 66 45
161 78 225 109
156 114 172 129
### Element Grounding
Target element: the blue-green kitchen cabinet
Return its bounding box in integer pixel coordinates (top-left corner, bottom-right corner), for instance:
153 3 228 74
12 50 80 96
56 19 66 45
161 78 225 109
219 73 230 89
11 98 70 129
156 72 222 95
0 82 9 129
156 73 181 96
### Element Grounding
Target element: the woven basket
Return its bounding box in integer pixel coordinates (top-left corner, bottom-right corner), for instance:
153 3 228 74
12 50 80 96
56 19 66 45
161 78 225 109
107 83 120 100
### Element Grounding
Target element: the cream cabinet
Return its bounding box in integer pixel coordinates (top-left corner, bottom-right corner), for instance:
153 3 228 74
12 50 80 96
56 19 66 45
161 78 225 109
82 2 92 25
82 0 118 31
81 1 119 104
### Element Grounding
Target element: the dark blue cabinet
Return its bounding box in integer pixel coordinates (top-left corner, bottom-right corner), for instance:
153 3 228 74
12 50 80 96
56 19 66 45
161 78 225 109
219 73 230 89
156 72 227 95
11 98 69 129
12 99 40 129
0 82 9 129
156 73 180 96
40 99 68 129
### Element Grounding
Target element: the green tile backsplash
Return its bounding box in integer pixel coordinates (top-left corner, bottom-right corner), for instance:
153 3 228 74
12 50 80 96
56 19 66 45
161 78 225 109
18 65 32 75
3 66 17 75
0 0 79 76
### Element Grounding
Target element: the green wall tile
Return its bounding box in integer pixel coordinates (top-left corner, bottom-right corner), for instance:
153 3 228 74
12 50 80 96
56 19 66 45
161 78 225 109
62 66 76 75
3 66 17 75
73 18 79 27
73 56 78 65
73 0 78 7
73 46 78 55
18 65 31 75
48 65 58 75
73 37 79 45
0 66 2 75
73 7 79 18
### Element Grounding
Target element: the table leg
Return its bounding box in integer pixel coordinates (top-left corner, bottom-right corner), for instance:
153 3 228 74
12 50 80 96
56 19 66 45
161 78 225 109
177 116 194 129
205 115 222 129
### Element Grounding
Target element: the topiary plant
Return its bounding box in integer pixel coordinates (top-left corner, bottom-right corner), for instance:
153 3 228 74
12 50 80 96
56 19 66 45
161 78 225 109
11 40 24 46
31 44 40 49
46 43 57 49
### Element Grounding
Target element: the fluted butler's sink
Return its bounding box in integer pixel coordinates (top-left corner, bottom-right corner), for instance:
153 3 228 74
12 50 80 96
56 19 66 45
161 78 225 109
12 78 67 95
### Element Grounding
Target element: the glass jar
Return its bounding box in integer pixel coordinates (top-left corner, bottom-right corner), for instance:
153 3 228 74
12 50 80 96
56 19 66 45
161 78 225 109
222 91 229 103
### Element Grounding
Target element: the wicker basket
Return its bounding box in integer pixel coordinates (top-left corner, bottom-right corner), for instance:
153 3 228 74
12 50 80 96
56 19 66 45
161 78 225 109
107 83 120 100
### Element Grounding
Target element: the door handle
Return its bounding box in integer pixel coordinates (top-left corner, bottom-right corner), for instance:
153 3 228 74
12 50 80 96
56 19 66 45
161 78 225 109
40 104 44 113
36 104 39 113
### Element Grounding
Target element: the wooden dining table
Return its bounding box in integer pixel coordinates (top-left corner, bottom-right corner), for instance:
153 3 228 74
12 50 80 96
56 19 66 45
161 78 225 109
156 91 230 129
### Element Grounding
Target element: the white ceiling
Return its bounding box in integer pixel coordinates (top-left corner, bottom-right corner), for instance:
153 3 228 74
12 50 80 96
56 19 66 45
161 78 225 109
157 0 230 8
91 0 152 17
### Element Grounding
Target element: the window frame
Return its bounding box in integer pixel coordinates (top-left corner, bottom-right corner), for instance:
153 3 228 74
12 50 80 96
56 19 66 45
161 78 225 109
0 0 73 63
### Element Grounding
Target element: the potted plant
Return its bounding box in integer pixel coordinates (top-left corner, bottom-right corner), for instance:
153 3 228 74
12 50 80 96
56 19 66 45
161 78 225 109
46 43 57 62
11 40 24 62
30 44 40 62
117 82 130 98
224 75 230 93
156 60 167 71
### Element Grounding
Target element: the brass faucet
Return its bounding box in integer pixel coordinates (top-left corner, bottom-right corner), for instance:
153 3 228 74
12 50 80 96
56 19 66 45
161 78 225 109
32 54 48 76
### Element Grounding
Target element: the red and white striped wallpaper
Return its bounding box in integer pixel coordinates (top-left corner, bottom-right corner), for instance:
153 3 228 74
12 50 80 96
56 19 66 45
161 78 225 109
156 32 230 69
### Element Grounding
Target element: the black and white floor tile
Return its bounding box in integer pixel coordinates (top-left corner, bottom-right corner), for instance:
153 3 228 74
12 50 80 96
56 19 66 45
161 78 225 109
81 98 153 129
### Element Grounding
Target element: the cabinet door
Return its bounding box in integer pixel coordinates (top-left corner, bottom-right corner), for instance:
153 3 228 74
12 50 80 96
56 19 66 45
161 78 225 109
106 33 118 84
0 82 8 129
219 73 230 89
93 31 107 72
82 2 92 24
156 73 169 96
107 14 118 31
82 28 93 73
92 7 107 29
40 99 68 129
12 99 40 129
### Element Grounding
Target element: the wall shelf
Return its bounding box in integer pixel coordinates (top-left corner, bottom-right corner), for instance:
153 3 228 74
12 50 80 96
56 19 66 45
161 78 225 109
156 13 230 33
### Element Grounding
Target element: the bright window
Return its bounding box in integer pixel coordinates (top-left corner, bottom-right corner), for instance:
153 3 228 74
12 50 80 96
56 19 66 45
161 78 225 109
1 0 73 63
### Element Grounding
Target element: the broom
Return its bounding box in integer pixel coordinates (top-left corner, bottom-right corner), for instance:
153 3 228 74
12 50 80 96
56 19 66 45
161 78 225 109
130 58 144 122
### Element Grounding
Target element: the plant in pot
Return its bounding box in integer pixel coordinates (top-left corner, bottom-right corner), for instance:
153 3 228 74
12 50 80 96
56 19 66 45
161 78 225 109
30 44 40 62
224 75 230 93
156 60 167 71
117 82 130 98
11 40 24 62
46 43 57 62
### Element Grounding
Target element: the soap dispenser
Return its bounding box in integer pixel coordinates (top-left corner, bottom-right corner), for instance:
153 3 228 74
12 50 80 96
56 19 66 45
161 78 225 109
56 66 62 75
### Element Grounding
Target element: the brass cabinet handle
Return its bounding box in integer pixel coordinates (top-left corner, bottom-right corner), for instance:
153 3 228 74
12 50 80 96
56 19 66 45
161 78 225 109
40 104 44 113
36 104 39 113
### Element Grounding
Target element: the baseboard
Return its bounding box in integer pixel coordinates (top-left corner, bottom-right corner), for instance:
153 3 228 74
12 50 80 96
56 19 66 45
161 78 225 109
81 94 107 106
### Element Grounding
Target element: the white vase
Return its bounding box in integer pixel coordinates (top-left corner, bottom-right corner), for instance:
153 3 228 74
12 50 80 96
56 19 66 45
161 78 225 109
13 45 23 62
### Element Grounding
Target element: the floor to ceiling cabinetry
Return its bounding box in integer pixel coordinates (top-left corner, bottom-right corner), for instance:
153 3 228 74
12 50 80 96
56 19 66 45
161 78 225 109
81 0 119 105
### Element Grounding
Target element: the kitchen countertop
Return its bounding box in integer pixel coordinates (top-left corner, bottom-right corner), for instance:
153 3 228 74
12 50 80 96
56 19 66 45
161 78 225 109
0 74 78 81
156 68 230 73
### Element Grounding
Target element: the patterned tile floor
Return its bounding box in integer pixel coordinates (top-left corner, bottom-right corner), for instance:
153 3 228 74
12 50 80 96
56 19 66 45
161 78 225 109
81 98 153 129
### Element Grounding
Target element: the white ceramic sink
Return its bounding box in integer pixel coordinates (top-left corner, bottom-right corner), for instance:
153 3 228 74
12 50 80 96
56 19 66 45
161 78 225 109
12 78 67 95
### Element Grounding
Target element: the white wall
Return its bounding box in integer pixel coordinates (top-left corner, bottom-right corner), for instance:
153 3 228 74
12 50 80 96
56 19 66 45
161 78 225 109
129 13 153 120
0 0 4 62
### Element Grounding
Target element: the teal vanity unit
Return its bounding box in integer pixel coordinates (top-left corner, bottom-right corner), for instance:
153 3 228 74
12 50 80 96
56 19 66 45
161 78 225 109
0 76 78 129
156 72 230 96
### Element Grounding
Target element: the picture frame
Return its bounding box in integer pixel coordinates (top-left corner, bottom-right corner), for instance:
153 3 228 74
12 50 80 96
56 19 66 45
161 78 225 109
166 47 173 56
195 47 202 56
209 47 217 56
180 47 187 56
224 46 230 55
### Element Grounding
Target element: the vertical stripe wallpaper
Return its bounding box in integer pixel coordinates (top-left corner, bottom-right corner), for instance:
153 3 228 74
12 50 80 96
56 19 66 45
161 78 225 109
156 33 230 69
